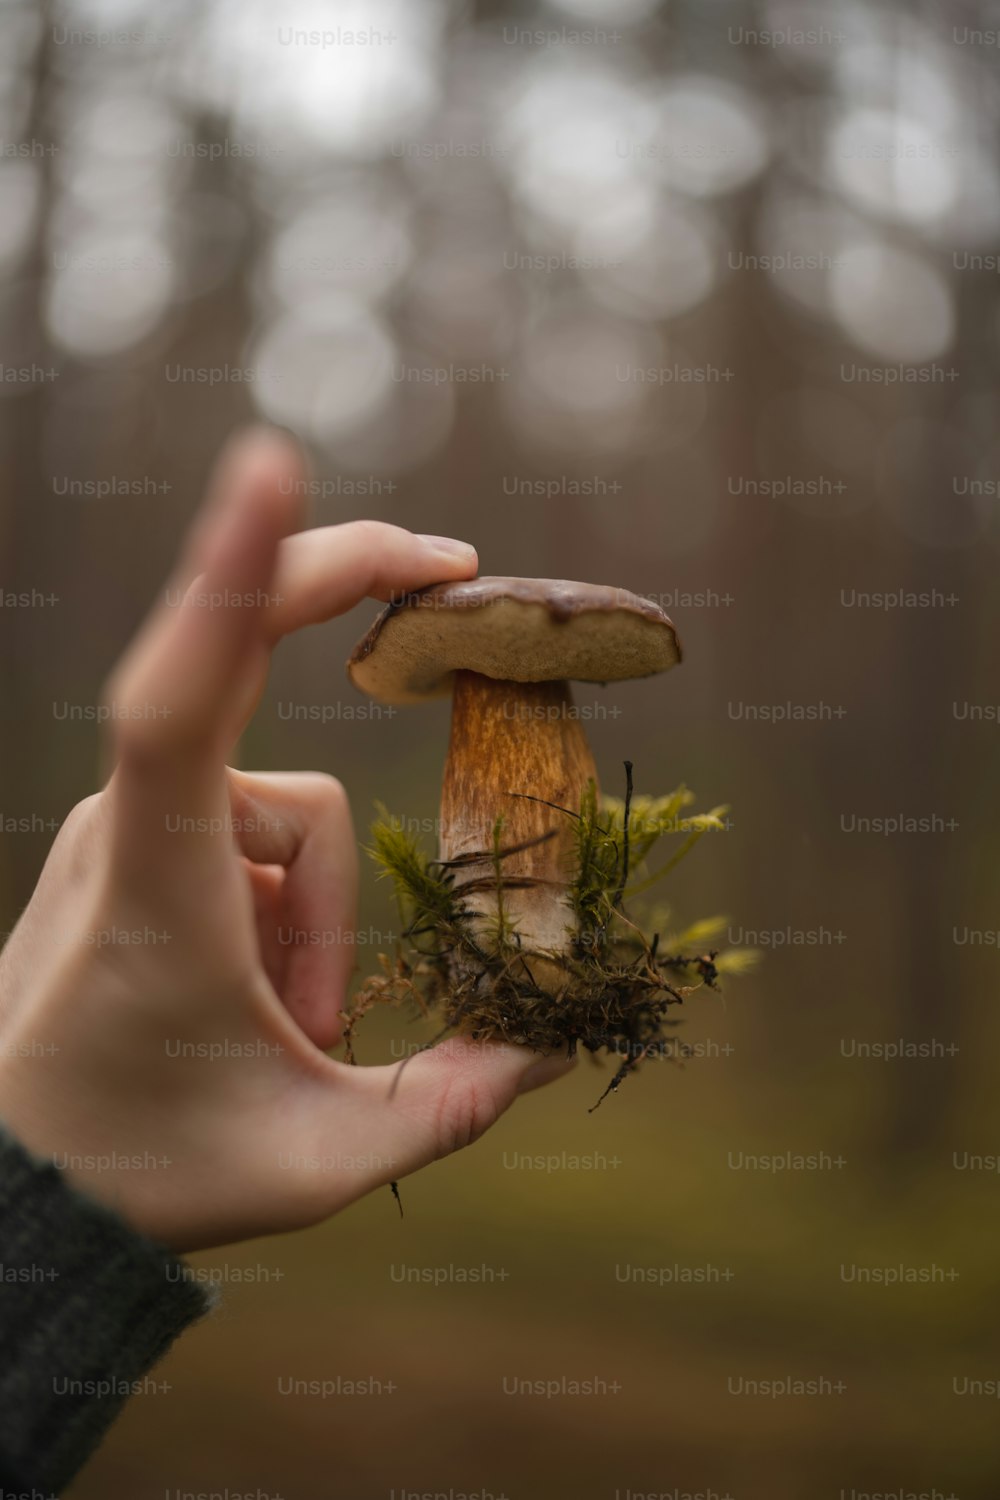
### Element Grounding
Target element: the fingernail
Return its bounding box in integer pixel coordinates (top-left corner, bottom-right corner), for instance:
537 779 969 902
418 534 478 564
517 1050 577 1095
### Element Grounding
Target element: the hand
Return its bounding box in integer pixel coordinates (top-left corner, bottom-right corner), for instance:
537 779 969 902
0 429 571 1252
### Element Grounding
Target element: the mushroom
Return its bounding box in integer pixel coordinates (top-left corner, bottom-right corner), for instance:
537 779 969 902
348 577 681 999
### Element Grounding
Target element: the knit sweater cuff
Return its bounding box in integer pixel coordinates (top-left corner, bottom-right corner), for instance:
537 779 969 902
0 1123 215 1494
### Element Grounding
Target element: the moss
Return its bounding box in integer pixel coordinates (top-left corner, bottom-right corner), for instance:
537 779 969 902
343 769 755 1106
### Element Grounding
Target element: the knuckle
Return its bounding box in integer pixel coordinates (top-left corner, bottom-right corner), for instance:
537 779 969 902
60 790 104 832
109 714 167 774
103 653 212 766
226 768 267 820
47 792 109 885
346 518 390 550
265 1140 343 1233
109 709 154 761
55 791 104 849
431 1068 504 1157
299 772 349 818
101 665 135 730
110 694 207 766
103 657 153 725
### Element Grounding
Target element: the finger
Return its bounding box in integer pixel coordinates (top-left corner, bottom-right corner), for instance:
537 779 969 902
105 428 305 881
244 861 287 995
262 522 478 643
224 521 479 741
290 1038 577 1217
228 769 358 1050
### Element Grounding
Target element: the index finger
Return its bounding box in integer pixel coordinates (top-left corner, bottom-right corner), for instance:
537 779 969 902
104 427 305 882
262 521 478 644
103 433 479 886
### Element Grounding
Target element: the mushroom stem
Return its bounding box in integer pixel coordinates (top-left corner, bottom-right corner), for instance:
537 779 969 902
440 671 598 986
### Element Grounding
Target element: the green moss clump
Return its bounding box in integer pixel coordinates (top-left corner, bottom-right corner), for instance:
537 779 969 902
344 772 755 1106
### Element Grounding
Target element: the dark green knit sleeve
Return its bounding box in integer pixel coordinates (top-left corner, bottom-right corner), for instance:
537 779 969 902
0 1123 216 1494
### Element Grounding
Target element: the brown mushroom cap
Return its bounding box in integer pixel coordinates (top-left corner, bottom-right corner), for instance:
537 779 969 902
347 576 682 705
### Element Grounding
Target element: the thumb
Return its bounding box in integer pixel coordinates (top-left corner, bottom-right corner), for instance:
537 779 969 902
302 1038 576 1213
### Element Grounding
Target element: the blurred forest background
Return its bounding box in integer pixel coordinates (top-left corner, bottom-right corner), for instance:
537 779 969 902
2 0 1000 1494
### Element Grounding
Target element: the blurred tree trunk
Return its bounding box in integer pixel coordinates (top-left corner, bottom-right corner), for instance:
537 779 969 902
1 6 57 922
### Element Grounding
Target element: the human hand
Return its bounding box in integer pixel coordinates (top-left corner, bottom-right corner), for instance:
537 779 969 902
0 429 571 1252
